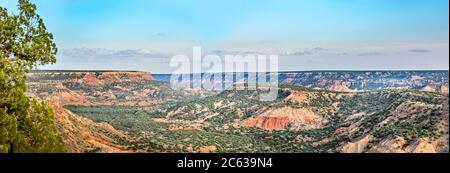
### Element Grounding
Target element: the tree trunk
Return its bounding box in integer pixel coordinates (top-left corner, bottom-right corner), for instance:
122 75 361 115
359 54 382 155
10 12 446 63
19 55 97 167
8 142 14 153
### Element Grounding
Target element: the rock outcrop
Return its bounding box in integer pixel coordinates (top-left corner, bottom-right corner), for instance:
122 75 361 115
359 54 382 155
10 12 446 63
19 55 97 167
441 85 449 95
242 107 325 130
81 72 154 85
340 135 372 153
242 116 290 130
326 80 351 92
421 85 437 92
197 146 218 153
369 137 438 153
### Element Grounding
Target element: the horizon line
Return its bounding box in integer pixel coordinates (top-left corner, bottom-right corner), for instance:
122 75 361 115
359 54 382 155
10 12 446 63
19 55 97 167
32 69 450 74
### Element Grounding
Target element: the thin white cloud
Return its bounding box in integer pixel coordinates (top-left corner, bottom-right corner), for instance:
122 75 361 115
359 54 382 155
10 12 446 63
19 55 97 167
409 49 431 53
358 52 386 56
154 33 169 38
280 47 325 56
59 48 172 58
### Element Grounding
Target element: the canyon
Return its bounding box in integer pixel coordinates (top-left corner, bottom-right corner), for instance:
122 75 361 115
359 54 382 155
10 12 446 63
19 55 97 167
27 70 449 153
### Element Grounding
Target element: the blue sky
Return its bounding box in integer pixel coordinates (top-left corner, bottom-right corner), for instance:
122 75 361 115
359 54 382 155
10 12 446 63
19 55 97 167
1 0 449 72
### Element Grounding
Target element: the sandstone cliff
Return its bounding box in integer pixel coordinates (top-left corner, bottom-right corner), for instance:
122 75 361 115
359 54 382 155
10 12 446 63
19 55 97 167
80 72 154 85
242 107 325 130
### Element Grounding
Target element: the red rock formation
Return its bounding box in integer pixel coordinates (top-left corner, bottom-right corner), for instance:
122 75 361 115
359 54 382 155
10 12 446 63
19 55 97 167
242 116 290 130
80 72 154 86
99 72 154 82
333 127 347 136
242 107 325 131
59 91 86 102
81 73 102 85
197 146 218 153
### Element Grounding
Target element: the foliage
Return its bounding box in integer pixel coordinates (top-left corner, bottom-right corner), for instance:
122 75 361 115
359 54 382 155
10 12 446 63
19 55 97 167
65 87 448 153
0 0 64 153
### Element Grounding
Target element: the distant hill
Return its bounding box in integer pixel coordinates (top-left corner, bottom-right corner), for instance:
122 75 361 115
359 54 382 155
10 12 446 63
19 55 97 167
152 71 449 93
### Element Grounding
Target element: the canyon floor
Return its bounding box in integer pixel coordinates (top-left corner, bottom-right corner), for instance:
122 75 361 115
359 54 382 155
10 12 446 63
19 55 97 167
27 70 449 153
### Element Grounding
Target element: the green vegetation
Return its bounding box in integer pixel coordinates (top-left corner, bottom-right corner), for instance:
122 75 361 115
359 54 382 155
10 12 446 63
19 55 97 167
373 107 443 142
1 0 64 153
1 0 446 153
65 85 448 153
65 104 320 153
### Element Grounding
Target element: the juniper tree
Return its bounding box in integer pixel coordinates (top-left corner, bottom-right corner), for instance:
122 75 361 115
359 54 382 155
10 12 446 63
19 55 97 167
0 0 64 153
